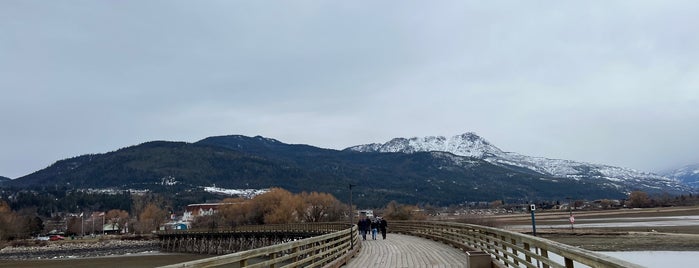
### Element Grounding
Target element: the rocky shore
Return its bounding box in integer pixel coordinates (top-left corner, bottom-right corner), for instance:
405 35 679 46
0 239 160 260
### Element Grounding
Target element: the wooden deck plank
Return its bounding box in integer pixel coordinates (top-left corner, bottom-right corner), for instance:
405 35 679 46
344 234 472 268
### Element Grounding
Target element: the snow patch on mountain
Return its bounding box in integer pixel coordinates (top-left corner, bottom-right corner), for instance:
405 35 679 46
661 163 699 188
349 133 503 158
347 132 690 193
204 186 268 198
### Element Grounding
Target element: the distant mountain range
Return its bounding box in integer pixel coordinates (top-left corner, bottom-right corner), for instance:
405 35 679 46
0 176 10 185
3 133 694 207
347 133 689 195
661 164 699 189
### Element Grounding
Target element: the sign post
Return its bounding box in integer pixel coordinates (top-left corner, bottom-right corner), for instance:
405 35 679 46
567 197 575 231
529 204 536 236
569 215 575 230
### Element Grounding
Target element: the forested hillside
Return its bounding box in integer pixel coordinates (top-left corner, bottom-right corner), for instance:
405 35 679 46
3 135 667 207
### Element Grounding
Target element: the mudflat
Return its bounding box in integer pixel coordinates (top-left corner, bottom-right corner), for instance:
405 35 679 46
0 253 210 268
490 206 699 251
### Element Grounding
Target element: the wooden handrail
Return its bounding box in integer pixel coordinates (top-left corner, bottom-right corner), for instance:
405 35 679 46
160 220 643 267
158 223 359 268
159 222 349 235
390 221 644 268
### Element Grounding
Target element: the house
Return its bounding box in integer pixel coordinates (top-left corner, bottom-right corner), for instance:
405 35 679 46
161 221 188 230
358 210 374 218
103 223 121 234
181 202 239 222
182 203 220 222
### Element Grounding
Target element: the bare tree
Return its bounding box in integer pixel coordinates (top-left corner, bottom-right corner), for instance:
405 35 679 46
628 191 651 208
219 197 259 227
136 203 167 233
383 200 426 220
299 191 343 222
106 209 129 233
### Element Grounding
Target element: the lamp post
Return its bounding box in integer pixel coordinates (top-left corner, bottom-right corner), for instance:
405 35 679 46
349 184 355 223
349 183 356 249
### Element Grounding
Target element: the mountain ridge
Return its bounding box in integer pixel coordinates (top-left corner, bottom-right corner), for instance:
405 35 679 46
4 133 693 207
661 163 699 189
346 132 689 194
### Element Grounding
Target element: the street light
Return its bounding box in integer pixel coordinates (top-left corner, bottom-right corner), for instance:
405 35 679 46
349 184 355 223
349 183 356 249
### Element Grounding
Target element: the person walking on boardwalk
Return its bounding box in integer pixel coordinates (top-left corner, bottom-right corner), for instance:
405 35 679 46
370 217 379 240
378 217 388 239
357 215 371 240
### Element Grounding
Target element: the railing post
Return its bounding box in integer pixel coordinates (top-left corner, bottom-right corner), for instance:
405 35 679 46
511 238 519 266
269 252 277 268
524 243 532 264
500 235 508 266
493 237 501 262
466 251 492 268
565 257 574 268
541 248 549 268
349 226 354 250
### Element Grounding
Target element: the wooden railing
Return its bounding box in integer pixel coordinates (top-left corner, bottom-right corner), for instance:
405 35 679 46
390 221 644 268
158 223 359 268
162 222 350 235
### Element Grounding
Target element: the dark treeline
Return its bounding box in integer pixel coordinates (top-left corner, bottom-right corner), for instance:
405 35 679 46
0 186 221 218
2 187 131 216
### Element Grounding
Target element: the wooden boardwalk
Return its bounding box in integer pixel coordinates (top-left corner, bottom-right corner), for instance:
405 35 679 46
343 233 472 268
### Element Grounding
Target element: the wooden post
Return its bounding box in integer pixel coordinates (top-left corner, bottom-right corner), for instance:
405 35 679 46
511 238 519 266
524 243 532 264
565 258 574 268
466 251 492 268
541 248 549 268
269 252 277 268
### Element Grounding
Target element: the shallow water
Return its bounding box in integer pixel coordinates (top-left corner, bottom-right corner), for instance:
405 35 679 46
509 215 699 229
600 251 699 268
0 252 210 268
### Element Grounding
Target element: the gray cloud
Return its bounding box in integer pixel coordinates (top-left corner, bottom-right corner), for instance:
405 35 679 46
2 1 698 178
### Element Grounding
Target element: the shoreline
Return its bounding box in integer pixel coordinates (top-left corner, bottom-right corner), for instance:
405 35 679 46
0 239 160 260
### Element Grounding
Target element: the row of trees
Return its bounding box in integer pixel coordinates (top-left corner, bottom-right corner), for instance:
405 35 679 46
0 200 43 240
622 191 698 208
191 188 429 229
193 188 347 229
0 191 174 240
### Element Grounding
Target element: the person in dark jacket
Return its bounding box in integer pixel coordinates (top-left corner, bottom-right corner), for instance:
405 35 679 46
357 216 371 240
378 217 388 239
370 217 379 240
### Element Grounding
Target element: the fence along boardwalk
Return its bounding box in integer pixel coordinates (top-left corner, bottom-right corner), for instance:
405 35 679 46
344 233 471 268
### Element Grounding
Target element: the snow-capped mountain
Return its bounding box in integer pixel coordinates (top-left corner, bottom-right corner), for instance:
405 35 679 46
348 133 503 158
661 164 699 188
347 132 690 194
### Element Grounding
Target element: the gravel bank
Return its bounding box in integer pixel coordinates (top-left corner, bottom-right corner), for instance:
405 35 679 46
0 240 160 260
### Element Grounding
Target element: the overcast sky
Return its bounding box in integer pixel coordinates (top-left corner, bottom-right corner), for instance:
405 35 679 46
1 1 698 179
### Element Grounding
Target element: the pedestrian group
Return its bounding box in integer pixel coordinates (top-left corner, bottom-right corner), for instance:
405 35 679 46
357 215 387 240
